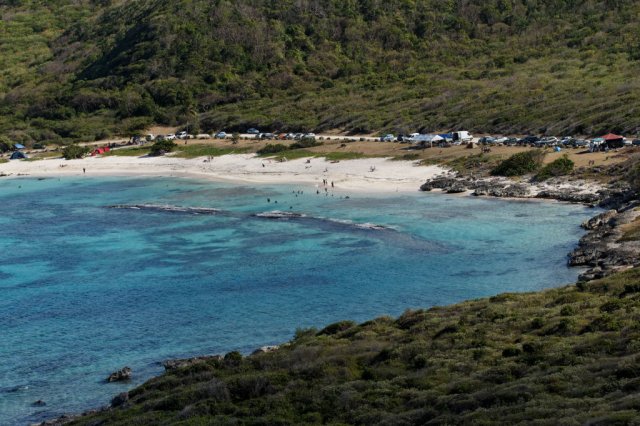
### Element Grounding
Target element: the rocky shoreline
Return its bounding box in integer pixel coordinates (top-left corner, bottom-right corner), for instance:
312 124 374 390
568 204 640 281
419 174 609 204
420 173 640 282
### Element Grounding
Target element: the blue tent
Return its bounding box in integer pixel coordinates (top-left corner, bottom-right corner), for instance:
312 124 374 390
14 144 25 149
10 151 27 160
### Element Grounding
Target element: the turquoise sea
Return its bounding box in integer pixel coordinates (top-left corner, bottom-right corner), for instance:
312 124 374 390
0 176 596 425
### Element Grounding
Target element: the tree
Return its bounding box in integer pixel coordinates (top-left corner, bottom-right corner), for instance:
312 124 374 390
62 144 90 159
0 136 14 153
149 139 177 156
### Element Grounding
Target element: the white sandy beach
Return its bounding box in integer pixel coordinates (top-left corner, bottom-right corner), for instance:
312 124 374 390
0 153 450 193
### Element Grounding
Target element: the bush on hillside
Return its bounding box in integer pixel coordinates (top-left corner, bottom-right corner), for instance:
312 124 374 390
0 136 14 153
290 137 322 149
62 144 90 159
149 139 177 156
257 144 287 155
491 150 545 176
535 155 575 181
627 158 640 192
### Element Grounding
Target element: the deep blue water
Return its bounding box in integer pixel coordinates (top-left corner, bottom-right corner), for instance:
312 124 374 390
0 176 595 425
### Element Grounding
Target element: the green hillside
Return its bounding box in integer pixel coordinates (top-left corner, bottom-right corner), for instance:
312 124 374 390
73 268 640 425
2 1 640 144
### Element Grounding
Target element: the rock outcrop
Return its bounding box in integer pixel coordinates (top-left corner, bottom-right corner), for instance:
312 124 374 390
569 205 640 281
111 392 129 408
106 367 132 383
535 190 601 204
251 345 279 355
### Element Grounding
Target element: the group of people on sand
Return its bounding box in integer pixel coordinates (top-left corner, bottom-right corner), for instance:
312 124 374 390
321 178 334 188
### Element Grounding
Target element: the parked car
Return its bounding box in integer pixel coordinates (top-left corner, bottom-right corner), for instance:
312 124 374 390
632 139 640 146
215 132 227 139
260 133 276 139
247 128 260 134
196 134 211 139
519 135 540 145
177 131 188 139
540 136 559 144
303 133 316 139
494 136 508 144
504 137 519 145
165 134 176 140
478 136 496 144
382 134 394 142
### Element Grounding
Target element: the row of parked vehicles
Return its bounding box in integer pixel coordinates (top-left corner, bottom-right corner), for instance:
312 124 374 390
477 135 640 148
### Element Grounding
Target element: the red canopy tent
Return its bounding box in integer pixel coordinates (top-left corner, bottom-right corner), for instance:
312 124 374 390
601 133 624 148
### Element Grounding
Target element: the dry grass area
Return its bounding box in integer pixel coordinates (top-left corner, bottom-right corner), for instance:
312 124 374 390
620 213 640 242
174 137 636 168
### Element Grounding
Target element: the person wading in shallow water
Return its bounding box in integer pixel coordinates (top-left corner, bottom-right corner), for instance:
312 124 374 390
83 168 86 174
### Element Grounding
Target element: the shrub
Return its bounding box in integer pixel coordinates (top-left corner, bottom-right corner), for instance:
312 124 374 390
62 144 89 159
317 320 357 336
290 137 322 149
0 136 14 153
491 150 545 176
149 139 177 156
502 347 522 357
560 305 576 316
257 144 287 155
535 155 574 181
530 317 544 329
626 161 640 192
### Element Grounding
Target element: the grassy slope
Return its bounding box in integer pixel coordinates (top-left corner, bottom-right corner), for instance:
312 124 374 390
73 268 640 425
3 1 640 145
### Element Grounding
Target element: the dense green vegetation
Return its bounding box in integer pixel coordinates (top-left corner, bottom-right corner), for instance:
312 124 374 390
3 1 640 146
62 144 89 159
535 155 575 181
256 143 289 156
491 150 544 176
73 268 640 425
150 139 178 156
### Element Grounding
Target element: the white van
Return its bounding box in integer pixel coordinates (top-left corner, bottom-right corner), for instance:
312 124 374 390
452 131 473 142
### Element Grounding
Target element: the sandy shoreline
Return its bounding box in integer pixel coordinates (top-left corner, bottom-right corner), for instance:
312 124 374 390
0 153 449 193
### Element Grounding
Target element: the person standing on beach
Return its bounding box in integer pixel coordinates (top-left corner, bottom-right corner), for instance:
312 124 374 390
83 168 86 174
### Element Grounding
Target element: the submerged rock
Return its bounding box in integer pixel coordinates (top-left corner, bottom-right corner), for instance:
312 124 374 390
106 367 132 383
32 400 46 407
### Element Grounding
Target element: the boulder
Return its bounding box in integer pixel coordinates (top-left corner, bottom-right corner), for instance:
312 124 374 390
582 210 617 230
111 392 129 408
420 176 461 192
251 345 279 355
536 190 601 204
446 183 468 194
106 367 132 383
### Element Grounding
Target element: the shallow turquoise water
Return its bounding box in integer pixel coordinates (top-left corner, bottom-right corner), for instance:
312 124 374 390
0 176 595 425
